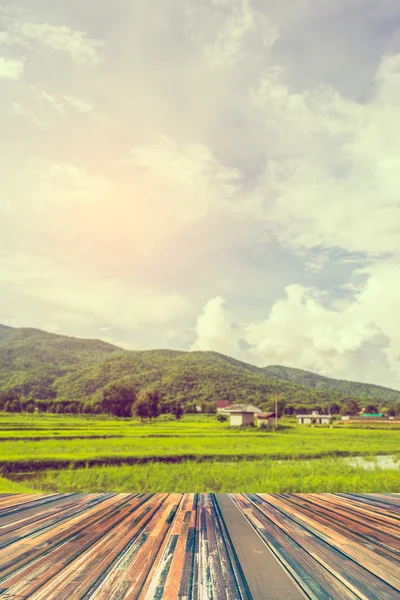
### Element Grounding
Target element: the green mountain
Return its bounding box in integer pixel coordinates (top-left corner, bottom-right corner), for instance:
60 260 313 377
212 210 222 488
0 325 121 399
263 365 400 403
1 324 399 409
0 324 13 341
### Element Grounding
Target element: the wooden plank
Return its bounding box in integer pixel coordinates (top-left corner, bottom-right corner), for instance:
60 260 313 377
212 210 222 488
0 493 398 599
248 494 398 600
0 494 110 548
215 494 306 600
27 495 167 600
88 493 183 599
195 494 245 600
0 494 140 589
276 494 400 559
257 494 400 597
232 493 358 600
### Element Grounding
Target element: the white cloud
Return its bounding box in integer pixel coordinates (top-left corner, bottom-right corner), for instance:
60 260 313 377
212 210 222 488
185 0 278 69
191 274 400 388
244 284 387 372
25 160 111 211
64 96 94 113
39 91 69 117
36 89 96 117
10 87 100 129
0 253 189 338
0 19 104 66
191 296 242 355
252 53 400 257
113 136 249 245
0 56 24 79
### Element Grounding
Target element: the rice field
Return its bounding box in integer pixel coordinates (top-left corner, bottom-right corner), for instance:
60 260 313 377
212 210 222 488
1 413 399 492
23 455 400 493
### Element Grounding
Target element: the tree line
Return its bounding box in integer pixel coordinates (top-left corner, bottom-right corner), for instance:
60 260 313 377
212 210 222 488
1 383 400 418
0 384 218 419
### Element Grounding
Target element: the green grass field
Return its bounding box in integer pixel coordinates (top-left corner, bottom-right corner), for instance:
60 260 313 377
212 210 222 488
25 456 400 493
1 413 399 492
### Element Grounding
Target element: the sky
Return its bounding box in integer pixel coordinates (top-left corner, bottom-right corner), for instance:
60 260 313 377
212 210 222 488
1 0 400 388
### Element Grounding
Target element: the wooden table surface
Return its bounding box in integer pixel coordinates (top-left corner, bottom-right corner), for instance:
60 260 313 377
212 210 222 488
0 493 398 599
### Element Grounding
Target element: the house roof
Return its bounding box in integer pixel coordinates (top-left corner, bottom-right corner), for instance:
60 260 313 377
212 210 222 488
360 413 384 417
224 404 261 414
215 400 233 408
257 412 276 418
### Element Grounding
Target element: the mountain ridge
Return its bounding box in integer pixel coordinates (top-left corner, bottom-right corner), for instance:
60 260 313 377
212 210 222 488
0 324 399 408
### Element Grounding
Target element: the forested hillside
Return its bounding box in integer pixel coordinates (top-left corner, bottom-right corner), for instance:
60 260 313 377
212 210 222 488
264 365 400 403
0 325 121 399
53 349 345 407
1 325 399 412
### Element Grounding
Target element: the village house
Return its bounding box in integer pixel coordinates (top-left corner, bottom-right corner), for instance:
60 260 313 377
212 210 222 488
359 413 385 418
215 400 233 413
223 404 261 426
255 412 277 428
296 410 333 425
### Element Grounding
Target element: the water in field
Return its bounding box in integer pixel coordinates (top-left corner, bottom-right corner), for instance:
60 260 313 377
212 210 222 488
344 455 399 470
220 454 400 470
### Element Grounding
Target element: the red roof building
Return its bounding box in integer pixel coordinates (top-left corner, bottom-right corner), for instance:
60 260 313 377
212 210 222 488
215 400 233 411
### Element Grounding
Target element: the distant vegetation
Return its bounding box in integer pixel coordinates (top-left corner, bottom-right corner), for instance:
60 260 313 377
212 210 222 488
264 365 400 402
1 324 400 416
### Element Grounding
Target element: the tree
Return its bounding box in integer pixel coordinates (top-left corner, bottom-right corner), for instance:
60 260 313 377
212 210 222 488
329 403 341 415
9 398 22 413
148 392 160 420
101 382 136 417
265 397 286 417
340 399 359 416
25 401 36 413
170 401 183 420
365 404 379 414
184 402 198 414
39 400 55 413
0 389 20 411
200 401 216 414
133 390 160 420
133 395 151 422
83 402 95 415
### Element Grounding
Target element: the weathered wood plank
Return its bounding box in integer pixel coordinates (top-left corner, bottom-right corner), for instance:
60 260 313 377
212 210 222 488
0 494 140 591
0 493 398 599
28 494 167 600
276 494 400 558
232 493 357 600
216 494 305 600
250 494 398 600
257 494 400 597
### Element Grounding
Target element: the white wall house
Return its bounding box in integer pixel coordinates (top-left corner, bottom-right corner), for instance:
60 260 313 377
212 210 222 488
297 411 333 425
224 404 261 427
